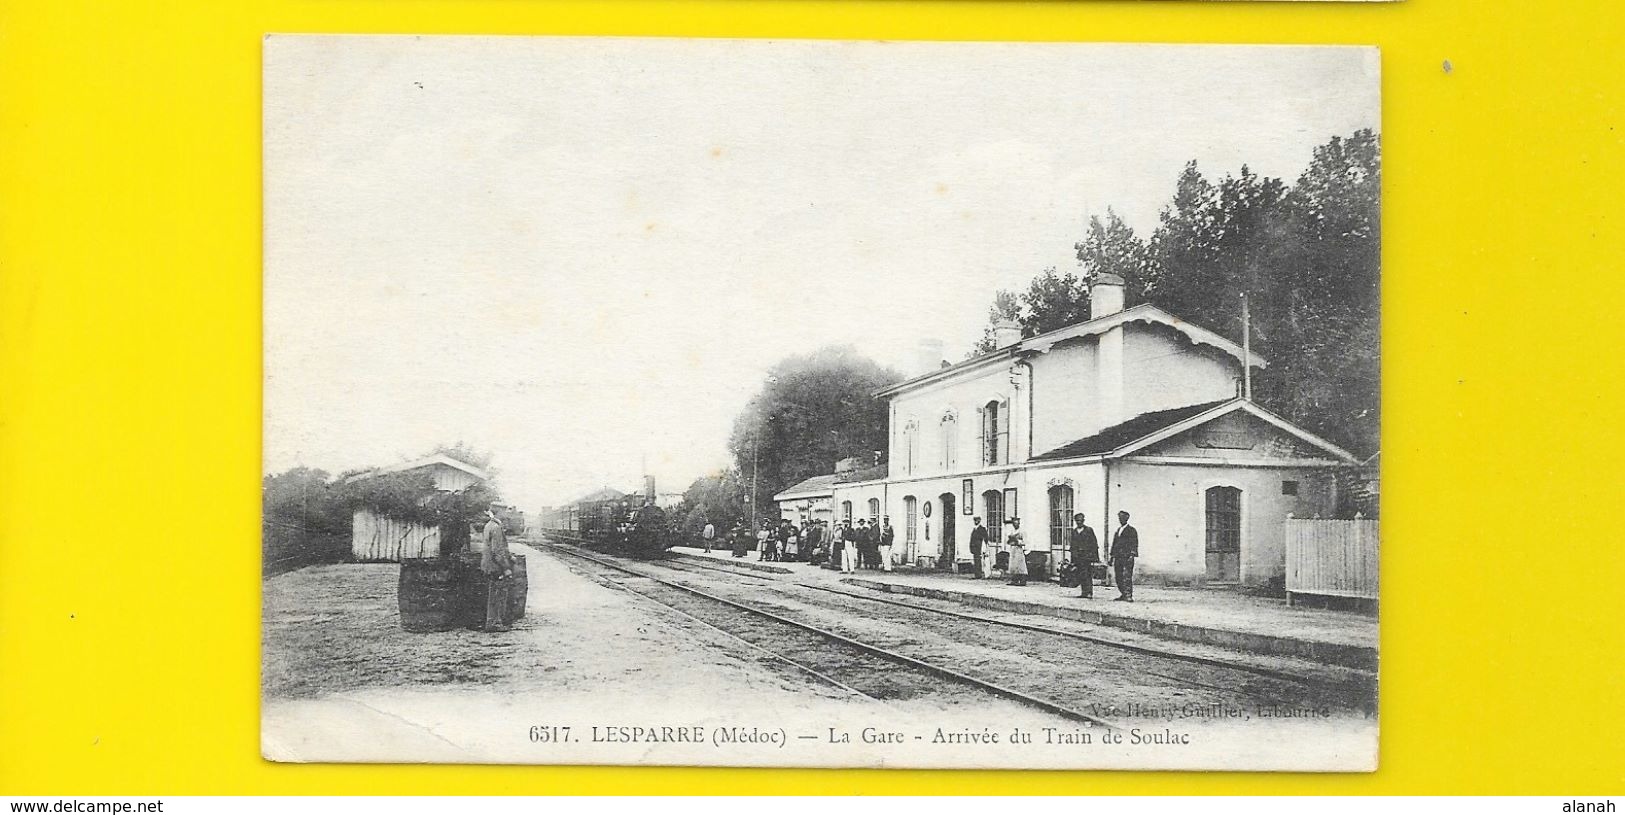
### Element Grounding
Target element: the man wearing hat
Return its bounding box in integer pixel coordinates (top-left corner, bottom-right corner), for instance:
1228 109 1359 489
1068 512 1100 599
480 509 516 632
1108 510 1139 602
1004 517 1028 587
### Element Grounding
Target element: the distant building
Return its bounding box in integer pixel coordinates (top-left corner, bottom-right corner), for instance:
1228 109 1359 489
821 274 1358 586
773 457 886 527
344 453 490 492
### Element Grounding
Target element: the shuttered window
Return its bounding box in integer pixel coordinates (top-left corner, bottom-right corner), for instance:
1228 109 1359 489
980 400 1009 466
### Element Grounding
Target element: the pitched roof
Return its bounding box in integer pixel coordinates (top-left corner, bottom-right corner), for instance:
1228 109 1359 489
774 462 890 499
875 304 1265 398
573 486 628 504
838 464 888 484
1032 399 1235 462
774 474 837 500
344 453 491 483
1032 398 1359 464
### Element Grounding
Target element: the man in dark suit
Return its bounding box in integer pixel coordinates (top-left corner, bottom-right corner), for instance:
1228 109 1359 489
1108 510 1139 601
862 518 881 569
968 517 989 578
1069 512 1100 599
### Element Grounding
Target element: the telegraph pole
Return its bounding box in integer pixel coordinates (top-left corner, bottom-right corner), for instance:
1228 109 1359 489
750 428 759 529
1241 291 1253 401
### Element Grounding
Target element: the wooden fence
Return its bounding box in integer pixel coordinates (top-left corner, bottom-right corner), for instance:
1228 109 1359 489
1285 517 1379 602
350 509 442 562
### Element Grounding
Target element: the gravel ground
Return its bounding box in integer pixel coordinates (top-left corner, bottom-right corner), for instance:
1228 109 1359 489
262 541 1375 769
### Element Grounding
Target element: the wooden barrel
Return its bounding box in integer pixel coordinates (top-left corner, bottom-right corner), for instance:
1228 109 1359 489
454 551 526 628
508 554 528 621
398 558 461 632
455 552 488 630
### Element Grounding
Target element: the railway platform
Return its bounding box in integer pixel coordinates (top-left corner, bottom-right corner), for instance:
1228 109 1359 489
665 545 1378 670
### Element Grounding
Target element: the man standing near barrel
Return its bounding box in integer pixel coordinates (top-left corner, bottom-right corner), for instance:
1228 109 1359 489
481 509 515 632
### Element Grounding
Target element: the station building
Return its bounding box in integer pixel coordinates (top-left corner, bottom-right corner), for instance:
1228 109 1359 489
803 274 1358 588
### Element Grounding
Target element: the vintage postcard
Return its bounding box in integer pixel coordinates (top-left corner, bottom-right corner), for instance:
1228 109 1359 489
263 36 1381 770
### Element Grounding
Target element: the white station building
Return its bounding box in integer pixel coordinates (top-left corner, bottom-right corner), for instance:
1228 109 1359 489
789 274 1359 587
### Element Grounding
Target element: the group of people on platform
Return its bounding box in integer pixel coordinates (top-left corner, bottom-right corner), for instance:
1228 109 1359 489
966 510 1139 601
696 516 897 571
694 509 1139 602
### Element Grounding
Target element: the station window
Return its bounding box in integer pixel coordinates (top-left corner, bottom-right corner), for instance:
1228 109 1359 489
1282 480 1300 496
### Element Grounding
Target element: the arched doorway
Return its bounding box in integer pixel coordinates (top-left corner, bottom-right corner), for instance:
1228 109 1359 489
938 492 956 569
1205 486 1242 581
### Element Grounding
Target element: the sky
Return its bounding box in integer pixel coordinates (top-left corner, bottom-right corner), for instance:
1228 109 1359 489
263 36 1380 510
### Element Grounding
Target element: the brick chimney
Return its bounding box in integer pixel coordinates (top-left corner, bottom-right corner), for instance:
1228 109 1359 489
1091 273 1127 428
914 338 945 376
1089 273 1126 319
992 319 1022 350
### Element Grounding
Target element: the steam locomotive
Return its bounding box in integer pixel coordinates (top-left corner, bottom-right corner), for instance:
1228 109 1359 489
540 478 673 559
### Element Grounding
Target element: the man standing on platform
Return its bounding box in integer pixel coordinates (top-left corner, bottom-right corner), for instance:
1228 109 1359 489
480 509 515 632
806 520 824 565
701 519 716 553
879 516 896 572
1069 512 1100 599
862 518 881 569
840 520 859 573
1109 510 1139 602
969 516 989 578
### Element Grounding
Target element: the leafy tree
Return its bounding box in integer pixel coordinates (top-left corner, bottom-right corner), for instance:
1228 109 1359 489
677 470 748 537
968 290 1023 355
970 209 1156 354
963 130 1381 455
728 346 901 520
262 466 348 532
1076 208 1156 302
1019 268 1092 336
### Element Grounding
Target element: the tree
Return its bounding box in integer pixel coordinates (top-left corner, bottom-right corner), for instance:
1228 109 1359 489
962 130 1382 456
262 466 347 532
1076 208 1156 302
728 346 901 521
677 470 748 536
1250 129 1382 455
1020 268 1092 336
968 289 1023 356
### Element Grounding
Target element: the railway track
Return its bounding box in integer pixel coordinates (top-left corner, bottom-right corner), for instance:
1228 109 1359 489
536 532 1374 717
539 539 1122 730
650 549 1375 705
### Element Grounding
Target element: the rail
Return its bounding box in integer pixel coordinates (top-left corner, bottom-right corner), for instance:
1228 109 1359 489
645 545 1372 696
541 538 1122 731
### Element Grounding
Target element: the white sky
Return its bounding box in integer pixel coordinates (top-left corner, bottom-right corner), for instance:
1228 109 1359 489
263 36 1379 510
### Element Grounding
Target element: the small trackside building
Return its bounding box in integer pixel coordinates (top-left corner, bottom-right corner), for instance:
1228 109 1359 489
344 454 493 562
827 273 1361 587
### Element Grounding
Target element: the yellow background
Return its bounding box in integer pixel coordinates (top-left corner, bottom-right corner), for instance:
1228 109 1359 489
1 0 1621 795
